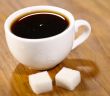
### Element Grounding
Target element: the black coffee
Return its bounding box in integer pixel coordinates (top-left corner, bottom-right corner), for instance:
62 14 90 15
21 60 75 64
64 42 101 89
11 12 69 39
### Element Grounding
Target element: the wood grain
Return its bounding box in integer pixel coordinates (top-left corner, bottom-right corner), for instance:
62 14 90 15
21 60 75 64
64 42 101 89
0 0 110 96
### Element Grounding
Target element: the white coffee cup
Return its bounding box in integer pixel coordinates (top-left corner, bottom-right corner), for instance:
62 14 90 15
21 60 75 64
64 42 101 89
4 6 91 70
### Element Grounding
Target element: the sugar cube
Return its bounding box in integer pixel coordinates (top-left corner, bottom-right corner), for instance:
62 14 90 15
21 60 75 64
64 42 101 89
29 71 53 94
55 67 81 90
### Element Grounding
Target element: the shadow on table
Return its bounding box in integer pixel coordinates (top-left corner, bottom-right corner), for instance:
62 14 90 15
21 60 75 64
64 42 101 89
10 58 99 96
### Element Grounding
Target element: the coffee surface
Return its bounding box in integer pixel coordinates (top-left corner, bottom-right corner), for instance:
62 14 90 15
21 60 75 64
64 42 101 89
11 12 69 39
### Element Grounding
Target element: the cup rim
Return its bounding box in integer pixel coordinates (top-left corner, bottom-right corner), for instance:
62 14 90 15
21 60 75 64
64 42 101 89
4 5 75 42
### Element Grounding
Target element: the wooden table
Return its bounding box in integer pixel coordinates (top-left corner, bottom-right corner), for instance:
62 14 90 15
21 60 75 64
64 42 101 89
0 0 110 96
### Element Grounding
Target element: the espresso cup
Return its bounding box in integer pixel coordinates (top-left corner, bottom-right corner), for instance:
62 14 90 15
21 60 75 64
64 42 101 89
4 6 91 70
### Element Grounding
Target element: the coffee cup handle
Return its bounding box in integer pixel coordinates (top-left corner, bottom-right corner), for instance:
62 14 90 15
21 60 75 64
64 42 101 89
72 19 91 49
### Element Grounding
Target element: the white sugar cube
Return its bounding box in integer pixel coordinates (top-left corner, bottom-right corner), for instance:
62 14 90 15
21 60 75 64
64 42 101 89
55 67 81 90
29 71 52 94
